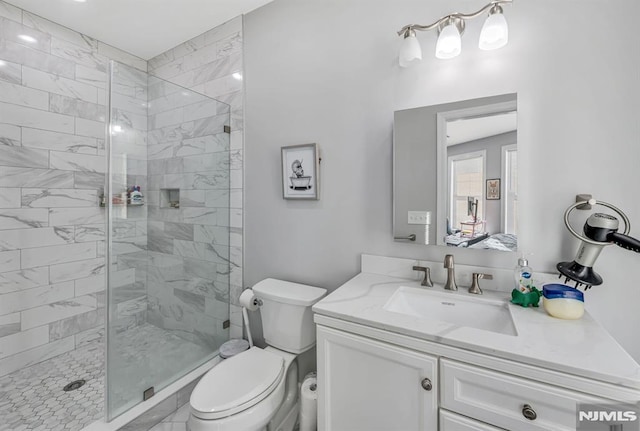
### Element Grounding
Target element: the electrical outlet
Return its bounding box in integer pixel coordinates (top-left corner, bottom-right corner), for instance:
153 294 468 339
408 211 431 225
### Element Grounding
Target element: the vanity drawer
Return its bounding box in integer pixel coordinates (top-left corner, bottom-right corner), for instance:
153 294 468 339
440 359 610 431
440 410 506 431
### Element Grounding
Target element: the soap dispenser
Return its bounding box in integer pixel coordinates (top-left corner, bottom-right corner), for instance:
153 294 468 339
514 255 533 293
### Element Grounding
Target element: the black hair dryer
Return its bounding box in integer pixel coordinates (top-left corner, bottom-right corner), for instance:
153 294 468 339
557 199 640 289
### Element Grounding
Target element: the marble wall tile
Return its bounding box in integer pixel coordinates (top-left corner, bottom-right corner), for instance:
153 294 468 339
0 101 73 133
50 151 105 173
0 226 74 251
73 171 105 189
22 66 98 103
0 267 49 294
180 190 205 207
0 312 20 337
194 225 229 246
97 41 147 72
0 335 74 377
0 208 48 230
0 60 22 85
0 281 74 315
1 16 51 53
0 325 49 359
21 294 96 329
50 37 106 72
182 208 218 225
49 207 103 226
0 167 73 188
75 117 105 139
49 257 104 283
0 188 20 208
0 39 75 78
21 242 96 269
0 123 21 146
0 249 19 272
0 1 21 22
49 93 106 122
0 145 49 169
183 258 217 281
49 306 104 341
149 106 184 130
0 79 49 109
183 152 229 173
22 11 98 51
174 288 205 313
164 222 194 241
22 128 99 154
183 171 229 191
75 64 106 89
74 273 105 296
22 188 97 207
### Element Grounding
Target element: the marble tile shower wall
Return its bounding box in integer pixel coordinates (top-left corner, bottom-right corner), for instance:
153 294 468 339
144 77 230 349
148 16 244 338
0 0 147 377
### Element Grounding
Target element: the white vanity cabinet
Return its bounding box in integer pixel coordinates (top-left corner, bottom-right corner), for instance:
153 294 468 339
316 322 629 431
317 326 438 431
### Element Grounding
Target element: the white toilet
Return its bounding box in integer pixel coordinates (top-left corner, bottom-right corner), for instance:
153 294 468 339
188 278 326 431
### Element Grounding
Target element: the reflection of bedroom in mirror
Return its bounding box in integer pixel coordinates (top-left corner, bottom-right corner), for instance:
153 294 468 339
393 93 517 252
438 94 517 251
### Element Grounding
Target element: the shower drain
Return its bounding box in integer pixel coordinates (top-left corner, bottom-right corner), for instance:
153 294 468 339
63 380 86 392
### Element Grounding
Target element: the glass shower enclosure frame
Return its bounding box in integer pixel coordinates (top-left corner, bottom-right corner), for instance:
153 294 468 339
105 60 231 420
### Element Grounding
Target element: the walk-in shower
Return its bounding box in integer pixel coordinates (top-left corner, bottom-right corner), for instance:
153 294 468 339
0 59 231 429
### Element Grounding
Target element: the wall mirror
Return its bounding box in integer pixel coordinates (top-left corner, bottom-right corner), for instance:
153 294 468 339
393 93 518 252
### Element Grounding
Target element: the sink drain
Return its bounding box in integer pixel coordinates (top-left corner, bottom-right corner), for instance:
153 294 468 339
63 380 86 392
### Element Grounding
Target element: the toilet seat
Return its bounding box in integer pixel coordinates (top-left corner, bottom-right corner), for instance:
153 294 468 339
191 347 284 420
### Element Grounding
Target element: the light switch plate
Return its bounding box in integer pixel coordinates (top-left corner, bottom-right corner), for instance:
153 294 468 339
408 211 431 225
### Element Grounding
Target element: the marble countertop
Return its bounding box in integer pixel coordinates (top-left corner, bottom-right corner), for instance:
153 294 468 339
313 271 640 390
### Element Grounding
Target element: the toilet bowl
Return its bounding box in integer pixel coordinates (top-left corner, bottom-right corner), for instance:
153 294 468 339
188 279 326 431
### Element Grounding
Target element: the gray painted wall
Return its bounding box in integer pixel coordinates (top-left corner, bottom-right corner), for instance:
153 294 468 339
244 0 640 360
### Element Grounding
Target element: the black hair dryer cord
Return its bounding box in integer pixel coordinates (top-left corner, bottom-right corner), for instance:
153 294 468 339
607 232 640 253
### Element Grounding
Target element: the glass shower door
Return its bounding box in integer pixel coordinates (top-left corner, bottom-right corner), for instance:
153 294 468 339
106 61 231 419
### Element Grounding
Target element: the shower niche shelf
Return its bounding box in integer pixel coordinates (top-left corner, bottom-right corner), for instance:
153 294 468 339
161 189 180 209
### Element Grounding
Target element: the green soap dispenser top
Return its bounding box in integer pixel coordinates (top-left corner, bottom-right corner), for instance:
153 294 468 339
514 255 533 293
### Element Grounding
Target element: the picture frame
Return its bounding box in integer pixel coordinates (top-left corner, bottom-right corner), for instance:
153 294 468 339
486 178 500 200
281 143 319 200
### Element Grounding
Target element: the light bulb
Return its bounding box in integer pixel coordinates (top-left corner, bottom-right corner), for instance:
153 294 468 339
399 29 422 68
435 23 461 59
479 9 508 50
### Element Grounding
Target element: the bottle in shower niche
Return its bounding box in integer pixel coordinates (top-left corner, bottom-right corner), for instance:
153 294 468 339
514 256 533 293
130 186 143 205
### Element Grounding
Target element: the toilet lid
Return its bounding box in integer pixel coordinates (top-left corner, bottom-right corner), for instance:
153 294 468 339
191 347 284 420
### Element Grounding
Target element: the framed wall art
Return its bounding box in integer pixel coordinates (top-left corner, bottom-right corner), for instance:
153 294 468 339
486 178 500 200
281 143 319 200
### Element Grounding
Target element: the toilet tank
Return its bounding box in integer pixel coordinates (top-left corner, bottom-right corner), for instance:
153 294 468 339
253 278 327 354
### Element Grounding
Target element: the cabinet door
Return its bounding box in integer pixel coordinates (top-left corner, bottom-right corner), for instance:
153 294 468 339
440 410 506 431
317 326 437 431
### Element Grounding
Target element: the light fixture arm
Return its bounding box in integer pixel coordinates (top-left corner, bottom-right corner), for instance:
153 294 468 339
396 0 512 36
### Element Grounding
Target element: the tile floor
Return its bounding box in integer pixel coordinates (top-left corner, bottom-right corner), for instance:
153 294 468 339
0 323 215 431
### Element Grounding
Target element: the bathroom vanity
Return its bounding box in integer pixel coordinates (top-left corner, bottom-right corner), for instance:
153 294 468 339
312 255 640 431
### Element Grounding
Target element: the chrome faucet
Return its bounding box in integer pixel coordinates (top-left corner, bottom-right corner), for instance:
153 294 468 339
443 254 458 291
412 266 433 287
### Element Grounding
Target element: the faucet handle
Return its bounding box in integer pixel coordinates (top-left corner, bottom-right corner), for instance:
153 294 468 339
469 273 493 295
412 266 433 287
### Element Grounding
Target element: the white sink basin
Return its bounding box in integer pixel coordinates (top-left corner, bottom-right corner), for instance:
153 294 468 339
383 286 517 336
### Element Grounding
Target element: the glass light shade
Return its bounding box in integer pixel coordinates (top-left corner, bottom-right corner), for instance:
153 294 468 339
399 34 422 68
435 24 461 59
479 13 508 50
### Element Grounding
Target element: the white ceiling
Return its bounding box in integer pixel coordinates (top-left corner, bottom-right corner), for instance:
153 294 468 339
6 0 273 59
447 111 517 146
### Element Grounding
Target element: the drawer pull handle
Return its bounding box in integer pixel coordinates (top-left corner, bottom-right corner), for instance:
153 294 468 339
420 378 432 391
522 404 537 421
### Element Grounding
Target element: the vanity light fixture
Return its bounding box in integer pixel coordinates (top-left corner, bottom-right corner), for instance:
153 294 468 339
398 0 511 65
